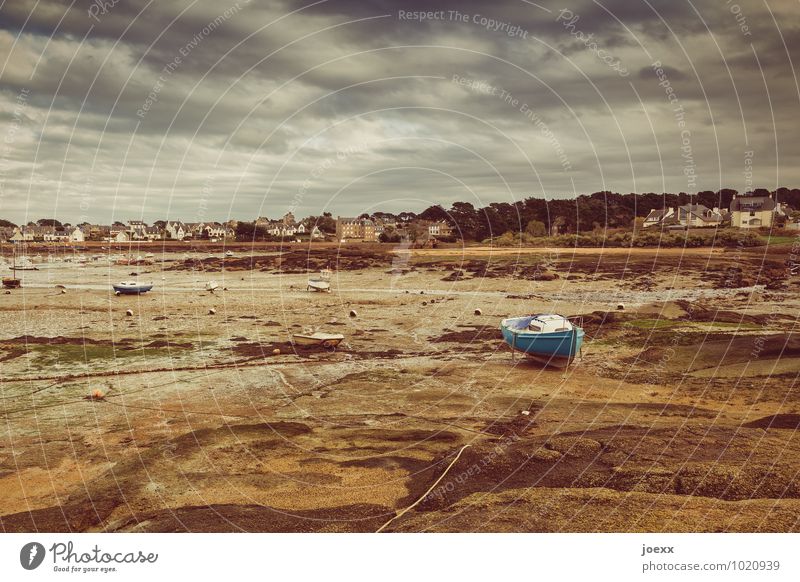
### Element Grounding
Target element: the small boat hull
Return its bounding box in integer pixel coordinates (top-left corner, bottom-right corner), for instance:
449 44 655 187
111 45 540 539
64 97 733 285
307 279 331 292
2 277 21 289
501 317 584 368
113 283 154 295
292 333 344 349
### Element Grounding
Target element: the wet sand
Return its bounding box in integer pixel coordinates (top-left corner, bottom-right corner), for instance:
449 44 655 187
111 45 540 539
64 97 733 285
1 244 798 532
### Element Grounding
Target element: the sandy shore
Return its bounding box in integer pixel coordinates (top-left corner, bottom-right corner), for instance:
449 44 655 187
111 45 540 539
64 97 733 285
1 245 798 532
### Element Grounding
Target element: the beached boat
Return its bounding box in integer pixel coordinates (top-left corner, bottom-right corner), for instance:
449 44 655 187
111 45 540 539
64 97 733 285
307 268 332 292
14 257 37 270
225 250 234 257
2 277 21 289
500 314 584 368
205 281 219 292
292 332 344 350
112 281 154 295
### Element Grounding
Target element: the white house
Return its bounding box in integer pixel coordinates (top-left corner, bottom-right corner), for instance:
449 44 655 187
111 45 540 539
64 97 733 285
729 193 787 228
69 226 86 242
643 207 676 228
127 220 147 240
144 226 162 241
203 222 226 239
165 221 187 240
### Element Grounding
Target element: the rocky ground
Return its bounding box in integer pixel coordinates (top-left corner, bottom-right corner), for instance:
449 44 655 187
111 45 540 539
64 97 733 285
1 243 798 532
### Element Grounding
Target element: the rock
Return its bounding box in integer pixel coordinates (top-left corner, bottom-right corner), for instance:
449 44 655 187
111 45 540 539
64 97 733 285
126 309 134 317
349 310 357 318
474 308 482 316
272 348 281 355
209 308 216 315
442 270 465 282
616 303 625 311
88 389 105 401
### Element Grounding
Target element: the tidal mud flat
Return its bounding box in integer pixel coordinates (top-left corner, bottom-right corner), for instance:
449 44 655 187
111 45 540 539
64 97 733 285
1 244 799 532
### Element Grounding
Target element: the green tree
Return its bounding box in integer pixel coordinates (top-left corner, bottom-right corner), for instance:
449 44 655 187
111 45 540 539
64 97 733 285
525 220 547 237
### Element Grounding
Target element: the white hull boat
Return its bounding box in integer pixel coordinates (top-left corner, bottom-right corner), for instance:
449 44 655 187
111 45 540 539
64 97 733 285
307 268 332 292
113 280 154 295
292 332 344 350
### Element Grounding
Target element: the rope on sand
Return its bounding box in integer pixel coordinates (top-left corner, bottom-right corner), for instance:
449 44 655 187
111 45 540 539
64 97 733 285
375 443 472 533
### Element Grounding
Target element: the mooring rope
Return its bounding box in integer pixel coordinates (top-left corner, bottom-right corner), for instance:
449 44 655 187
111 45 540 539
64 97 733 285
375 443 472 533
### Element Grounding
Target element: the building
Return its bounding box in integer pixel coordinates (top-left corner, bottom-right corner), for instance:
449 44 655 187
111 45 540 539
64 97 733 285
143 226 162 241
729 192 787 228
643 204 723 228
202 222 227 239
83 224 111 241
127 220 147 240
426 221 453 238
69 226 86 242
42 227 69 242
643 207 675 228
336 217 377 242
165 221 187 240
265 220 297 238
111 228 129 242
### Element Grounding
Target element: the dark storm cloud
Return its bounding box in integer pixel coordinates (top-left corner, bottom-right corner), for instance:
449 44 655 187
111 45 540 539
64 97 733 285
0 0 798 223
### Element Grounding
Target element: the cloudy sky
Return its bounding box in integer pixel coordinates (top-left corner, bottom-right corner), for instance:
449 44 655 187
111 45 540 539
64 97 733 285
0 0 798 224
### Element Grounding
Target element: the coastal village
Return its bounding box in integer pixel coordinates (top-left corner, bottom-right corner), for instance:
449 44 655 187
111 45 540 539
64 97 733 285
0 191 795 246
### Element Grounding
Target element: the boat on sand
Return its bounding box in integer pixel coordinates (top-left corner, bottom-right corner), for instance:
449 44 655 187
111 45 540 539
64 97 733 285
113 281 154 295
291 332 344 350
500 314 584 368
307 268 332 292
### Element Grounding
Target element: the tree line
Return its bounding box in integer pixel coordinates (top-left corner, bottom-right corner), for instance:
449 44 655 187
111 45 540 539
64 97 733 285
412 188 800 240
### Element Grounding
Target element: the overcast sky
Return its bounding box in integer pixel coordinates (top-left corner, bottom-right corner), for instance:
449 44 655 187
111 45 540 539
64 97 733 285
0 0 798 224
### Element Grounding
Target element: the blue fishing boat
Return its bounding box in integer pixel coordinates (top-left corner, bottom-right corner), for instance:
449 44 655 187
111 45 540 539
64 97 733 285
500 314 584 368
113 281 154 295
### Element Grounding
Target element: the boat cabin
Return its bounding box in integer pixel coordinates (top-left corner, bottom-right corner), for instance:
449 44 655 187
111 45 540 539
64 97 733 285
512 314 574 334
